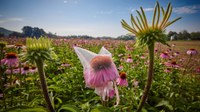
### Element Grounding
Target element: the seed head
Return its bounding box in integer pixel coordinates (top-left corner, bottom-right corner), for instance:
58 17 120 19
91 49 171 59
6 52 18 59
119 72 126 79
90 56 112 71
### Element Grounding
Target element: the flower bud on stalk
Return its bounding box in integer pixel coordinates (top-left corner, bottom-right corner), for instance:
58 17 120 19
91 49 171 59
24 37 56 112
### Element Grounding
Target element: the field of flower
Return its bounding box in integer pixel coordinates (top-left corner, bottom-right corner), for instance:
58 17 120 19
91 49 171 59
0 37 200 112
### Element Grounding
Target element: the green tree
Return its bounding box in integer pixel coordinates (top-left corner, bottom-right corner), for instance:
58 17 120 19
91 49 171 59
22 26 33 37
32 27 46 38
177 30 190 40
167 31 177 40
9 32 22 38
190 32 200 40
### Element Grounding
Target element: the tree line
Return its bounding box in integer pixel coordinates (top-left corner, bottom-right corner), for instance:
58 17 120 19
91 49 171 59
1 26 200 40
167 30 200 40
0 26 55 38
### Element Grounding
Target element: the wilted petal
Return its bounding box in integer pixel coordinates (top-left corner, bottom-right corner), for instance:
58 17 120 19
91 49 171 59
94 81 113 101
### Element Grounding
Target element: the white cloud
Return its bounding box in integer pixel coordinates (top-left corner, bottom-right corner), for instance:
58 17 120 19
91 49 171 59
99 10 113 15
0 18 23 24
144 8 154 12
129 7 135 13
130 7 153 13
63 0 68 4
129 4 200 14
64 0 78 4
174 5 200 14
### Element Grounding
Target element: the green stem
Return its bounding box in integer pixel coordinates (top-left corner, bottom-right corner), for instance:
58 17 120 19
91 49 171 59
182 55 192 75
3 92 6 109
36 60 55 112
137 43 154 112
0 47 3 60
10 67 13 107
19 62 22 105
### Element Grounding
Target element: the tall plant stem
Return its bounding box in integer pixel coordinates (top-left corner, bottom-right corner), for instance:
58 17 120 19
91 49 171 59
137 43 155 112
182 55 192 75
36 60 55 112
10 67 13 107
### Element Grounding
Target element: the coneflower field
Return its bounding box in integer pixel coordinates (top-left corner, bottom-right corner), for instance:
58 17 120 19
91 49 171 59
0 37 200 112
1 1 200 112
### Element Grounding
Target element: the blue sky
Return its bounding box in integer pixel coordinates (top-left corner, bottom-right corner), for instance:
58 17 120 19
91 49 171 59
0 0 200 37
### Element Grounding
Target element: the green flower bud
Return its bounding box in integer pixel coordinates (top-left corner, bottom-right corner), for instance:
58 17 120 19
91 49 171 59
25 36 57 62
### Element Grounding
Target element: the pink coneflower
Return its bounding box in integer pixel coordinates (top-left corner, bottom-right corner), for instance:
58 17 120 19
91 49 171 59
174 52 180 56
0 93 3 99
1 52 18 67
73 44 77 47
74 46 119 88
74 46 120 104
160 52 169 59
196 67 200 73
165 61 180 68
116 72 128 87
140 55 146 59
87 55 118 87
126 56 133 63
133 79 139 88
15 44 24 49
186 49 198 55
164 68 171 73
126 46 133 51
30 66 37 73
118 65 123 70
108 89 115 99
61 62 71 67
21 65 30 75
5 67 20 74
154 49 158 53
167 49 172 53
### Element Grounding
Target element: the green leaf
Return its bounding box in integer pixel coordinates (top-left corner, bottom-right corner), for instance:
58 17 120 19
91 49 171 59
4 106 47 112
152 3 158 28
156 100 173 110
91 106 112 112
58 104 80 112
130 14 142 32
